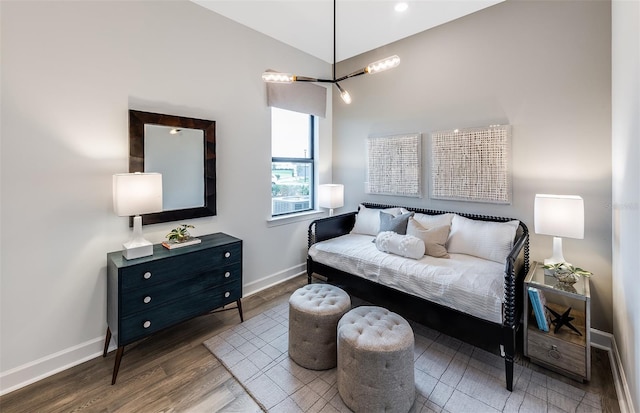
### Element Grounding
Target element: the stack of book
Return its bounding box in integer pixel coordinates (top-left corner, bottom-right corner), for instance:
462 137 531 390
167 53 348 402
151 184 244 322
528 287 549 332
162 237 202 250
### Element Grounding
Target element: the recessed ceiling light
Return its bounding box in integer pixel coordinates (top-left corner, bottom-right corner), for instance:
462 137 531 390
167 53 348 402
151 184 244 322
395 2 409 12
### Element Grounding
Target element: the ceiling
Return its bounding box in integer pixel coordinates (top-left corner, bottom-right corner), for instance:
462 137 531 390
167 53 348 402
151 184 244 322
191 0 505 63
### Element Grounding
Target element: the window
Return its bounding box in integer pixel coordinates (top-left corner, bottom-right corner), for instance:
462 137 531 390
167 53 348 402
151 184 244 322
271 107 314 216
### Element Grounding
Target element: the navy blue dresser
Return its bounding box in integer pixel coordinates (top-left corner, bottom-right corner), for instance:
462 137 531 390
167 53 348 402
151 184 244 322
103 232 243 384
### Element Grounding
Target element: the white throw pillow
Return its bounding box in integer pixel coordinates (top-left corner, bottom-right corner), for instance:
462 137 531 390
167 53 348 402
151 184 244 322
375 231 426 260
413 212 455 229
351 205 405 236
406 218 450 258
446 215 520 263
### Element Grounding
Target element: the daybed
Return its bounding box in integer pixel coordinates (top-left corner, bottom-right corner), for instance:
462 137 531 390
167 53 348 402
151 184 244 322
307 202 529 391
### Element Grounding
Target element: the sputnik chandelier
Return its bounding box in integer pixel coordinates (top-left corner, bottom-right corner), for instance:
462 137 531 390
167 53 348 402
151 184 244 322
261 0 400 104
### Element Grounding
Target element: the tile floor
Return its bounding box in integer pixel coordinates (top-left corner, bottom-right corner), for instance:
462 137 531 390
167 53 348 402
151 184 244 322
205 301 611 412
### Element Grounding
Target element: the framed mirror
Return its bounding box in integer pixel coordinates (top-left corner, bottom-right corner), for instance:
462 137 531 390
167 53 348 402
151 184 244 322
129 110 216 225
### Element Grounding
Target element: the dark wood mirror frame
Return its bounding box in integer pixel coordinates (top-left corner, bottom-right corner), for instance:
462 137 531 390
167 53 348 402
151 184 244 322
129 110 216 225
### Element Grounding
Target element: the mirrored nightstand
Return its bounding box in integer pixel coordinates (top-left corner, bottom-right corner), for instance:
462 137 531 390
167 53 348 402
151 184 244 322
523 261 591 382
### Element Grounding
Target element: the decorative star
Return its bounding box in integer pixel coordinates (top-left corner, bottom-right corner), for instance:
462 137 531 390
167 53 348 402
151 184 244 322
545 306 582 336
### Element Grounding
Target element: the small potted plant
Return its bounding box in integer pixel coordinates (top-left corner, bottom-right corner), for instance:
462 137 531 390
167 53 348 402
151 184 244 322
543 262 592 284
166 224 195 243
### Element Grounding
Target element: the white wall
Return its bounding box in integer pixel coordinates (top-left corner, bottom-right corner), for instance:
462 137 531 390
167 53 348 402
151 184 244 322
612 0 640 410
333 0 613 331
0 0 331 393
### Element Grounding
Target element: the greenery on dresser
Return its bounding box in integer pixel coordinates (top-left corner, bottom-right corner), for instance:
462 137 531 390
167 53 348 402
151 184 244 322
166 224 195 242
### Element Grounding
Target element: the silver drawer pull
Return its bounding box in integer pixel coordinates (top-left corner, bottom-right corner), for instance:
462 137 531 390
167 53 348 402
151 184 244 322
225 271 231 278
143 296 152 304
224 252 231 258
143 320 151 328
143 271 152 280
548 345 561 360
225 292 230 298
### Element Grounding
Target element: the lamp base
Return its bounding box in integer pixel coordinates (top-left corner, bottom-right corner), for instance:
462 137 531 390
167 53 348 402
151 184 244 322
121 215 154 260
543 236 571 266
122 241 153 260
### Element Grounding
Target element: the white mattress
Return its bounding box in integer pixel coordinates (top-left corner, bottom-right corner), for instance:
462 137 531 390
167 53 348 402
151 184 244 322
308 234 505 323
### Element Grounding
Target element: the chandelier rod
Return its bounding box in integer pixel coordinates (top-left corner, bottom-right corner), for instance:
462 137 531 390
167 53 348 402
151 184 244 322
333 0 336 81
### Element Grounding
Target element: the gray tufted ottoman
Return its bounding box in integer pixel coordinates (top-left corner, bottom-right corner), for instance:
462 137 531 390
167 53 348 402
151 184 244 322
288 284 351 370
337 306 415 413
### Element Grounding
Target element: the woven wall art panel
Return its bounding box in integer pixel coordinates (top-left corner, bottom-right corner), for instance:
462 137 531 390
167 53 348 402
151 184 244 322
430 125 511 204
366 133 421 197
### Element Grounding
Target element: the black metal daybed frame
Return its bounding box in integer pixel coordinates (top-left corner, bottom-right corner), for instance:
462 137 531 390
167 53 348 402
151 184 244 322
307 202 530 391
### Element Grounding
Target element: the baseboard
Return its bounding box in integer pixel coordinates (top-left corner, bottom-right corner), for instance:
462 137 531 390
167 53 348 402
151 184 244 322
0 336 105 396
609 333 636 413
590 328 613 350
591 328 635 413
0 265 307 397
243 263 306 297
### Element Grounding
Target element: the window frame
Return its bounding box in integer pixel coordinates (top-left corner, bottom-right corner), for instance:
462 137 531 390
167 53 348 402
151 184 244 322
271 110 315 217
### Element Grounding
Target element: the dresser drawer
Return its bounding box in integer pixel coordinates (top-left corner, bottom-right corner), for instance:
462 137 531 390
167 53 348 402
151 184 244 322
120 242 241 291
119 280 242 345
528 330 586 377
120 264 241 316
106 233 244 384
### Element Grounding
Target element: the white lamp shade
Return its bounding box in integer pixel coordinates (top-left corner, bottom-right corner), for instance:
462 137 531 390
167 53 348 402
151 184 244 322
318 184 344 209
534 194 584 239
113 173 163 216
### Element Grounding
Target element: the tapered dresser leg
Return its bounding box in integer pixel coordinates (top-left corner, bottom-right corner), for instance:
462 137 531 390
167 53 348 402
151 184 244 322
236 299 244 322
111 346 125 385
103 327 112 357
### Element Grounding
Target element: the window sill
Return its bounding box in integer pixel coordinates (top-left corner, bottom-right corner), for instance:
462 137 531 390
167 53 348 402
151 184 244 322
267 210 325 227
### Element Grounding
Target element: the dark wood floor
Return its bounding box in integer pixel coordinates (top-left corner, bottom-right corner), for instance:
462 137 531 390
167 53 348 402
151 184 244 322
0 275 620 412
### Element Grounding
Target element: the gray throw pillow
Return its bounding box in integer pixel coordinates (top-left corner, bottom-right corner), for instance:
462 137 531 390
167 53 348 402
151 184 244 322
406 217 450 258
379 211 414 235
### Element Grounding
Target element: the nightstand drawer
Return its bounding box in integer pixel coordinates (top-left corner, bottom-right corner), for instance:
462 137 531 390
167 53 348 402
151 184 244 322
119 280 241 344
120 264 241 316
120 242 242 290
528 330 586 377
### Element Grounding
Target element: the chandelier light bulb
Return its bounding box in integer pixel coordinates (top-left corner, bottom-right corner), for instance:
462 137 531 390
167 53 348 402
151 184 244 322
366 55 401 74
262 72 295 83
340 90 352 104
335 83 352 104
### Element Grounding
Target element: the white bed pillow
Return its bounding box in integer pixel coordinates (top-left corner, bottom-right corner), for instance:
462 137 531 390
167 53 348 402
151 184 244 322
406 218 450 258
351 205 405 236
375 231 425 260
413 212 455 229
446 215 520 263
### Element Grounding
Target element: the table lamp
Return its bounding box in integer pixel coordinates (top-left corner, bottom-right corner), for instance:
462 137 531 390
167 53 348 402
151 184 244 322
534 194 584 265
113 172 163 259
319 184 344 216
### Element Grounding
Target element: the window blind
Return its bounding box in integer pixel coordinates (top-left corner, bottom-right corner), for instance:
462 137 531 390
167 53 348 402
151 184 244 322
266 80 327 118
